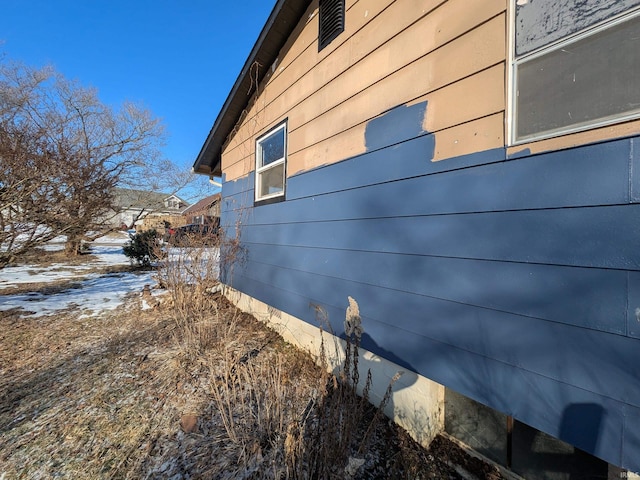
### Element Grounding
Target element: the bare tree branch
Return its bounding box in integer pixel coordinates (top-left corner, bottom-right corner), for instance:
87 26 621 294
0 60 168 263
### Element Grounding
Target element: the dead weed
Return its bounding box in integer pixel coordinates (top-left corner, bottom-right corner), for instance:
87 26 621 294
0 287 503 479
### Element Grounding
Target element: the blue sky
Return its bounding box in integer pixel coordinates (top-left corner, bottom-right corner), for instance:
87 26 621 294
0 0 275 188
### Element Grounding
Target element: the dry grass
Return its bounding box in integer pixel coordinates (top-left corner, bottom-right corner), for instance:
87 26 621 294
14 248 95 267
0 298 179 479
0 239 506 479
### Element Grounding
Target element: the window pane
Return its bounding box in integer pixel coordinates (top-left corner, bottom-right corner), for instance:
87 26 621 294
259 128 285 167
259 163 284 198
516 14 640 140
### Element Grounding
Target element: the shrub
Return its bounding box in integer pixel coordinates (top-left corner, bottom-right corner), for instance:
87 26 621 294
123 229 160 267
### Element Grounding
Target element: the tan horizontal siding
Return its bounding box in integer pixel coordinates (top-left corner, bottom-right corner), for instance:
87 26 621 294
507 118 640 157
224 153 253 184
223 0 441 165
288 124 367 175
288 15 506 158
433 112 504 161
222 0 508 182
422 64 505 133
288 0 504 130
288 112 505 176
229 0 479 151
264 0 391 103
223 0 395 168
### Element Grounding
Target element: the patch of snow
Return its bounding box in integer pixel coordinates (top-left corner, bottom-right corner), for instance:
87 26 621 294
0 243 131 290
0 264 94 288
0 269 156 318
93 231 132 246
42 243 65 252
0 237 221 319
0 240 161 318
161 247 220 284
90 244 131 265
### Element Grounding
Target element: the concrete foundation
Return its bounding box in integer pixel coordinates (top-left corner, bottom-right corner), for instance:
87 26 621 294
223 286 445 447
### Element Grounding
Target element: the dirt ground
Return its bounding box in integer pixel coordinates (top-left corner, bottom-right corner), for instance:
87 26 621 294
0 274 506 479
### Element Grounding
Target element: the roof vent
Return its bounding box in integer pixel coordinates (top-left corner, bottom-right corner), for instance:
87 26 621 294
319 0 345 51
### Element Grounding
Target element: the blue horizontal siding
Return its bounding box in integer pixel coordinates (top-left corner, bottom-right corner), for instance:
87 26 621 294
234 257 640 406
230 266 636 468
221 173 253 198
238 205 640 270
222 135 635 223
220 123 640 470
623 405 640 468
243 243 628 334
633 137 640 201
628 272 640 339
287 132 632 203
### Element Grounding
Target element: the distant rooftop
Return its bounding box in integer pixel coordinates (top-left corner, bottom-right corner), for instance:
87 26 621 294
114 188 189 212
182 193 221 216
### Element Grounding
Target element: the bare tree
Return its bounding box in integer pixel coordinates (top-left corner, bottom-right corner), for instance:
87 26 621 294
0 60 166 263
0 64 60 265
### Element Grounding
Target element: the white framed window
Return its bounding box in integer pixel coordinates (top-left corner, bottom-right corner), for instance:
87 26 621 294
255 121 286 203
510 1 640 144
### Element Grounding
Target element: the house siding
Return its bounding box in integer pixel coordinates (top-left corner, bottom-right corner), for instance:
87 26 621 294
217 0 640 472
222 0 506 181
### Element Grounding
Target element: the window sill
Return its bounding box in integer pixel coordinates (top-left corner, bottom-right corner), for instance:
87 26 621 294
507 118 640 158
254 195 286 207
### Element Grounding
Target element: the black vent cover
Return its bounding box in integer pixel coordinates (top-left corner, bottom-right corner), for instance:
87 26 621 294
319 0 345 51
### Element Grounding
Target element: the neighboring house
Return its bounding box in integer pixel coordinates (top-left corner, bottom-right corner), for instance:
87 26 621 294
112 188 189 230
193 0 640 476
181 193 221 225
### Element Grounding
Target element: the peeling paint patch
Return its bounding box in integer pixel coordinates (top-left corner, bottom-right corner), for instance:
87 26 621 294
516 0 640 55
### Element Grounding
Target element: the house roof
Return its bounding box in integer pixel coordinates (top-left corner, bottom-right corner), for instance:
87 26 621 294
182 193 221 216
114 188 189 212
192 0 312 177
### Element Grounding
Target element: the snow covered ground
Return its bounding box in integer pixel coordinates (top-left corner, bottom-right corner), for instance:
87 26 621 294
0 232 158 318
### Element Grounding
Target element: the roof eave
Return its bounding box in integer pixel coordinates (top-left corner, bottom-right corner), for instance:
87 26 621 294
192 0 311 178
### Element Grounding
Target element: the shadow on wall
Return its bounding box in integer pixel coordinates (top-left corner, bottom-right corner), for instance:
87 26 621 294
512 403 606 480
360 333 441 445
560 403 604 454
446 391 609 479
332 300 440 446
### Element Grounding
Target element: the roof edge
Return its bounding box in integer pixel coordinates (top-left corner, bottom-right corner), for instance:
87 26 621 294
193 0 312 178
